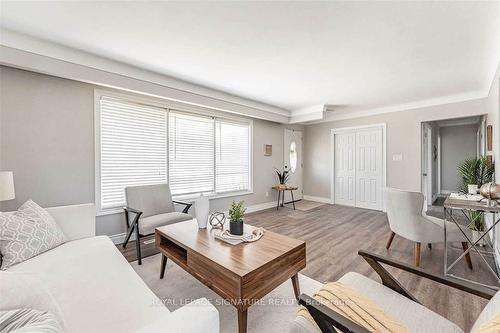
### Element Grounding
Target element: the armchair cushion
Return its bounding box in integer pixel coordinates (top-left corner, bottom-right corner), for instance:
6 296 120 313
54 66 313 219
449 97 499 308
338 272 463 333
138 212 192 235
125 184 175 218
293 272 464 333
471 290 500 332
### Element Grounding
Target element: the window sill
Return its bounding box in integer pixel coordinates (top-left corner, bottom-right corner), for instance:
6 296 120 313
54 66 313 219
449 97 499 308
96 190 254 217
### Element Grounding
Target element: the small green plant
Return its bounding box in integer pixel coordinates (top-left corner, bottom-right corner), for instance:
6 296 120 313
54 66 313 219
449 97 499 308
457 156 494 232
229 200 246 222
457 156 494 193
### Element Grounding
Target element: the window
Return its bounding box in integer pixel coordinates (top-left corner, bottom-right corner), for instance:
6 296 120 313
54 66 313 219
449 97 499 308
168 112 214 196
96 93 252 212
99 97 167 209
216 120 250 193
289 141 297 173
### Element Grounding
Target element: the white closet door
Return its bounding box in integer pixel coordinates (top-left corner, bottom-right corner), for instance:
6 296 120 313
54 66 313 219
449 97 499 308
355 128 383 210
334 132 356 206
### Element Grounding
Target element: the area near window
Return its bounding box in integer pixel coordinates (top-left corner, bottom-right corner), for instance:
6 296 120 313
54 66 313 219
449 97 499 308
95 92 252 213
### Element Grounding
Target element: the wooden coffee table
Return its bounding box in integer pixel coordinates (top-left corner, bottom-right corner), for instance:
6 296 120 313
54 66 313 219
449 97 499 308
155 219 306 333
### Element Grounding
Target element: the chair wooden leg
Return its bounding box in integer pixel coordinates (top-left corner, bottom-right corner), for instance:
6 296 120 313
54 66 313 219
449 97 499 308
122 224 135 249
135 226 142 265
160 255 167 279
462 242 473 270
386 232 396 250
415 242 421 267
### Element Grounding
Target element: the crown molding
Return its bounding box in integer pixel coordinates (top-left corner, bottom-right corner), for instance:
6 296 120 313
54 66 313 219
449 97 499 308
0 29 290 121
305 91 487 124
1 29 497 126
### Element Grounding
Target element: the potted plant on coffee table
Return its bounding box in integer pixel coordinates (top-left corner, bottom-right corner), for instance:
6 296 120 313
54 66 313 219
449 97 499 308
229 200 246 236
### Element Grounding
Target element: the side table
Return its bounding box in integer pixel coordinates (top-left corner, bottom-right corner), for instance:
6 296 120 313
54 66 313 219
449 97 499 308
272 184 298 210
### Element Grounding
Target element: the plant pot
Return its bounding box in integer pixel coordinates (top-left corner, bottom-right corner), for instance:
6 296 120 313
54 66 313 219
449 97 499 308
472 230 486 247
468 184 479 195
230 219 244 236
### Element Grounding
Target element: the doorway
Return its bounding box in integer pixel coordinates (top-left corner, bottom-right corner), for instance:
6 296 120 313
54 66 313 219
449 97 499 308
331 124 386 211
283 129 303 203
421 115 486 211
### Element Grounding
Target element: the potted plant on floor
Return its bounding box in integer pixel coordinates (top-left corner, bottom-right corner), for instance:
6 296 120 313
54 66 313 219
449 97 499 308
457 156 495 245
229 200 246 236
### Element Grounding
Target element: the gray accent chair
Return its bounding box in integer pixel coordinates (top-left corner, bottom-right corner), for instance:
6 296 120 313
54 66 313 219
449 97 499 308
384 188 472 268
123 184 192 265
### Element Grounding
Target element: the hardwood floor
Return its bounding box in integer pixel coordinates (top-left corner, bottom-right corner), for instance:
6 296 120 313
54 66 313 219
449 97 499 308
118 203 496 331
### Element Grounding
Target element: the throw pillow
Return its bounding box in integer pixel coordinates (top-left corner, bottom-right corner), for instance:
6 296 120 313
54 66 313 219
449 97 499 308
0 308 63 333
0 200 66 269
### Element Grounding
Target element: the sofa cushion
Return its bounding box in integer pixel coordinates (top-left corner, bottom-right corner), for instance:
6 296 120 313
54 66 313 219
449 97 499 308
0 200 66 269
8 236 170 333
0 308 63 333
139 212 192 235
471 290 500 332
133 298 219 333
0 271 66 330
338 272 464 333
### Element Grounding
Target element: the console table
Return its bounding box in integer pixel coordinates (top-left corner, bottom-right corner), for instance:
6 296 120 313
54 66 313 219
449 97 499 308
443 196 500 289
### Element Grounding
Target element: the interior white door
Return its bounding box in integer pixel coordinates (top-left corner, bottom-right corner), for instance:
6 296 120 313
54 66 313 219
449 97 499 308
334 132 356 207
421 124 433 208
355 128 383 210
283 129 303 202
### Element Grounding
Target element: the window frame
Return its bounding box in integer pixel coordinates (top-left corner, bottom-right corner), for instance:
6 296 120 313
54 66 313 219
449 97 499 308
94 89 253 215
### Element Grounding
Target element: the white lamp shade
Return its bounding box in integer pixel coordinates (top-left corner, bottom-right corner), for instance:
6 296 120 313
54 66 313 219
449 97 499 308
0 171 15 201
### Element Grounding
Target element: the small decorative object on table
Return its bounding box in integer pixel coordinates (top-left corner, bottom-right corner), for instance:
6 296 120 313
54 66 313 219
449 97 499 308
229 200 245 236
479 182 500 205
213 227 265 245
194 193 209 228
209 212 226 229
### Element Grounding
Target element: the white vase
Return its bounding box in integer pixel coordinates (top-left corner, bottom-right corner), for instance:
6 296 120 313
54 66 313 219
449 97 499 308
195 194 210 229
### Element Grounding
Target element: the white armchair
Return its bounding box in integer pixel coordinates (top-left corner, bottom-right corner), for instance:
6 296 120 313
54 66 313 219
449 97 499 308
384 188 472 268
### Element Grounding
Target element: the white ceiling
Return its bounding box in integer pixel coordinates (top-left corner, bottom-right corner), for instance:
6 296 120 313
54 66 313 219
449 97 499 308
1 1 499 115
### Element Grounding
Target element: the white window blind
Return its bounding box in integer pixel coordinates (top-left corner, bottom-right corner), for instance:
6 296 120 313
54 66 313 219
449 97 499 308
168 111 215 196
215 120 250 193
99 97 167 209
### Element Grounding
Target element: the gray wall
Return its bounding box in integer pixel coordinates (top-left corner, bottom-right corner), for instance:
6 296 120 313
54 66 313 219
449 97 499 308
0 66 301 237
303 98 491 199
440 124 478 192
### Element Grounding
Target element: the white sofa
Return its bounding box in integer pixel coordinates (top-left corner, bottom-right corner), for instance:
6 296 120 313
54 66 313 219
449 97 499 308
2 203 220 333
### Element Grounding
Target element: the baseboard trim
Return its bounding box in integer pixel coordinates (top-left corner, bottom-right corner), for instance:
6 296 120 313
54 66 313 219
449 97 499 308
303 195 332 204
108 201 277 245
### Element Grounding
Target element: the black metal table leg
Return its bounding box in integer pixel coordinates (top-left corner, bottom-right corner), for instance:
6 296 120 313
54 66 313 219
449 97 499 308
276 190 281 210
291 190 296 210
